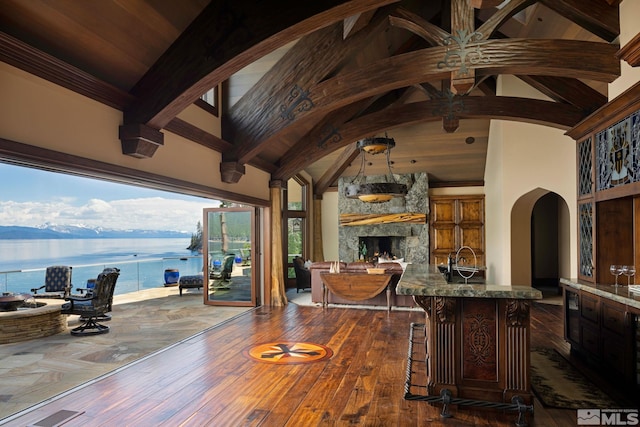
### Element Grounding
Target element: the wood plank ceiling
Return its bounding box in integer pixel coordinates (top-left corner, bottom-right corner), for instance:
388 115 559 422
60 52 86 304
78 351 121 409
0 0 621 194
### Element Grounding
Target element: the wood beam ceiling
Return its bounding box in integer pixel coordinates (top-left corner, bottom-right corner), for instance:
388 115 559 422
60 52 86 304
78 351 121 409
273 96 585 180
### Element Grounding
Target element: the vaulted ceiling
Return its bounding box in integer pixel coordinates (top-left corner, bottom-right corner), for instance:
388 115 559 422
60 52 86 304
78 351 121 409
0 0 621 194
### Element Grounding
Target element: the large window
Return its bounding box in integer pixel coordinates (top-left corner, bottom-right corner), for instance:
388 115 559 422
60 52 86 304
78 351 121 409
285 175 309 283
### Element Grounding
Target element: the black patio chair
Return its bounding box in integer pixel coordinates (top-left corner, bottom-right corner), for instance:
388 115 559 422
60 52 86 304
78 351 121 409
31 265 72 299
61 268 120 336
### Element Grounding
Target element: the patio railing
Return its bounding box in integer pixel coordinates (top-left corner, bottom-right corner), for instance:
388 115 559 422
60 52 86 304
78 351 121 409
0 255 204 296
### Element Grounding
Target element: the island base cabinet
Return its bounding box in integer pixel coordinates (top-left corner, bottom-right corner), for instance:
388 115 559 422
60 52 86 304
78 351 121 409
416 296 534 406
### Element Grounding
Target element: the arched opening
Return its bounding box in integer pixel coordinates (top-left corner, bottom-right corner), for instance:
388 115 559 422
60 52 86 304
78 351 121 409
511 188 570 296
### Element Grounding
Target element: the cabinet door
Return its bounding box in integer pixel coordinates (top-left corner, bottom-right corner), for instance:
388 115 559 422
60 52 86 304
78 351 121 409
430 196 485 267
564 288 580 346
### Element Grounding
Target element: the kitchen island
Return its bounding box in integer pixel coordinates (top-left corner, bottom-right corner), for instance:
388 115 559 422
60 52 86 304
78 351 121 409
396 264 542 416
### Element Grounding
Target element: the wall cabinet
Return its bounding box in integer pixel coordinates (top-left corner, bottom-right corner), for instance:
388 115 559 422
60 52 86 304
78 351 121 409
561 284 636 388
429 195 485 269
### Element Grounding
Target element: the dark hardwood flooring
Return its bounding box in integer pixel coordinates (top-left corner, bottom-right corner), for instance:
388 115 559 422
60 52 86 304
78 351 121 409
1 301 635 426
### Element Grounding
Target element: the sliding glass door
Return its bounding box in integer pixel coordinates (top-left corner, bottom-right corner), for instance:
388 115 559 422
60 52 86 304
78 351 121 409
203 207 256 306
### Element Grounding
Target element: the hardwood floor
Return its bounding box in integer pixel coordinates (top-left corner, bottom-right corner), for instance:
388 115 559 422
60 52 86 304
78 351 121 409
0 301 631 426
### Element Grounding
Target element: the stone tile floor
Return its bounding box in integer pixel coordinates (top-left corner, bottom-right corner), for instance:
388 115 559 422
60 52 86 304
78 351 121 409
0 286 252 421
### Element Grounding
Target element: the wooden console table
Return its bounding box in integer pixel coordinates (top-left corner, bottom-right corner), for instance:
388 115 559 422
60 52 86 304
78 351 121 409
397 264 542 416
319 272 392 310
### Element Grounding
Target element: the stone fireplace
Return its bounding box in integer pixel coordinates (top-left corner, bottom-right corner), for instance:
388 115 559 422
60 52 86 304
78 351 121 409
338 172 429 264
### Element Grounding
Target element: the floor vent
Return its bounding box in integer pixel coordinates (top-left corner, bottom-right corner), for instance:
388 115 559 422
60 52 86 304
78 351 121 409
28 410 83 427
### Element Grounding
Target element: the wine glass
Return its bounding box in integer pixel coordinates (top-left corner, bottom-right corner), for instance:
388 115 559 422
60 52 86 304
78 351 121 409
622 265 636 286
610 265 622 286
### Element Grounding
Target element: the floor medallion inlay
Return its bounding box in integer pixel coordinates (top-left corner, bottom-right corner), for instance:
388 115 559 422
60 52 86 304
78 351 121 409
245 342 333 364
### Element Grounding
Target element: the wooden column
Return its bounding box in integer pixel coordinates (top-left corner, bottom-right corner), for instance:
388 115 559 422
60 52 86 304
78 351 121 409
270 181 287 306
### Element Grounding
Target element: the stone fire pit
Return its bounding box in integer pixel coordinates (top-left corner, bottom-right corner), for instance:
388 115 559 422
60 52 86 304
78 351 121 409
0 292 31 311
0 297 67 344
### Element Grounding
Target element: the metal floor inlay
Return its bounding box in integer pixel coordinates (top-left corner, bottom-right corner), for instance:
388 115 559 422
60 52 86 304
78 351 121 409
28 409 83 427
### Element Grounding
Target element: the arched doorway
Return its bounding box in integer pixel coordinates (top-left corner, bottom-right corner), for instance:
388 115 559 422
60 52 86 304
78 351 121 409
511 188 571 296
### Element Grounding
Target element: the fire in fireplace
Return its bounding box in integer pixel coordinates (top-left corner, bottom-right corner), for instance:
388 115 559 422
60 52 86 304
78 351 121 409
358 236 404 262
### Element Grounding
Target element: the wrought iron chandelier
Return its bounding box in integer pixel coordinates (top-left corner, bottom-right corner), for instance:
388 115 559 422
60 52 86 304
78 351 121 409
345 136 407 203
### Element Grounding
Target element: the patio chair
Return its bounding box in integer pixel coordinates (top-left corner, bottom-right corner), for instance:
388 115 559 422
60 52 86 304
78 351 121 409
31 265 72 299
211 254 235 289
61 268 120 336
292 256 311 293
76 268 120 322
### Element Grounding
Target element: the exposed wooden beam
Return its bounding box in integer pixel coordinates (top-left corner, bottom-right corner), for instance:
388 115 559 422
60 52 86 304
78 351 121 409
449 0 476 94
540 0 619 42
273 96 585 180
314 144 360 196
124 0 398 129
343 9 377 38
255 39 619 179
388 8 449 46
164 118 277 173
470 0 505 8
516 75 607 114
475 0 536 39
0 31 134 110
223 7 392 169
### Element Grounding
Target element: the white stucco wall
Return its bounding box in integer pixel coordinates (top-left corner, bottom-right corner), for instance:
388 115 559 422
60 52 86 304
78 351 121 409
485 75 577 286
0 62 271 202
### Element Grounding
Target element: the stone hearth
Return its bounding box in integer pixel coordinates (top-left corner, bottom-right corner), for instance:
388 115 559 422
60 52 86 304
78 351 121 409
338 172 429 263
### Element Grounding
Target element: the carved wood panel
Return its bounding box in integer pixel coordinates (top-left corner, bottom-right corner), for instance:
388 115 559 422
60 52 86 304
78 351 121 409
461 298 497 381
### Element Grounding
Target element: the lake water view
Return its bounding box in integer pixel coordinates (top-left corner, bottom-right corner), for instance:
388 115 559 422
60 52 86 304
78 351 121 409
0 238 247 296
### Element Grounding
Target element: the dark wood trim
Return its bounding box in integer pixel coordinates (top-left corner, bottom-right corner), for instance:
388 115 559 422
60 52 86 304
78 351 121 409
566 81 640 140
617 31 640 67
0 137 269 207
0 31 134 110
165 118 228 152
429 180 485 188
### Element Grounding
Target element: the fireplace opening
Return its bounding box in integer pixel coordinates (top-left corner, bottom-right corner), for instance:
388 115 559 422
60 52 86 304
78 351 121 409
358 236 404 262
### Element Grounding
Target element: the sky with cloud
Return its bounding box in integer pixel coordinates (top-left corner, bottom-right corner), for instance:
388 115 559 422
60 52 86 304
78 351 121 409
0 163 221 232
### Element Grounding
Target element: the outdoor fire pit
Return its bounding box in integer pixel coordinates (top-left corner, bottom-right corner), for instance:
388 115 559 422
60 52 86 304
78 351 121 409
0 292 31 312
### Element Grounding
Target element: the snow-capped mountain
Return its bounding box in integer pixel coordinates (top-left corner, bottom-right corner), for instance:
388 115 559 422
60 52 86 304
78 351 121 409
0 224 191 239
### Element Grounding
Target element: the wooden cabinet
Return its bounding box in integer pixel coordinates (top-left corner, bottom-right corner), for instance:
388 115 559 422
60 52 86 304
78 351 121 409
429 195 485 268
560 283 637 388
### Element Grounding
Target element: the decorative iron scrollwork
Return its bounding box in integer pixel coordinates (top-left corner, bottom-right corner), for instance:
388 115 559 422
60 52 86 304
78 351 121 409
280 85 314 121
317 125 342 149
438 29 488 77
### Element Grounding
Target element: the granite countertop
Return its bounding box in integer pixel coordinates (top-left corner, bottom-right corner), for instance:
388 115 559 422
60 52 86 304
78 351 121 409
397 264 542 300
560 278 640 312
